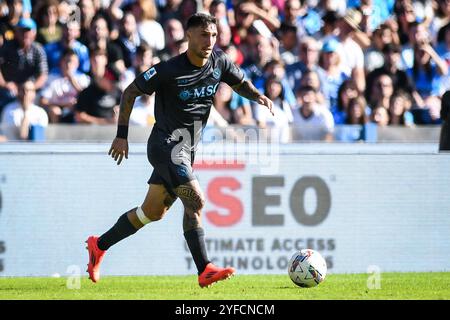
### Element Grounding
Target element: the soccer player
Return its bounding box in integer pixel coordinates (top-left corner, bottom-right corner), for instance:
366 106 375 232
86 13 274 287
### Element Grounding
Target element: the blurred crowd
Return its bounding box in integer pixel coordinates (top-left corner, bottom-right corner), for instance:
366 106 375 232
1 0 450 142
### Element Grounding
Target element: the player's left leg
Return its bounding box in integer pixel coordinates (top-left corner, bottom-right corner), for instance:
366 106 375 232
86 183 177 283
174 180 235 288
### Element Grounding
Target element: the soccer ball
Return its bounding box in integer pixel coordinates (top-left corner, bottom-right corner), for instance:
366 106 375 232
288 249 327 288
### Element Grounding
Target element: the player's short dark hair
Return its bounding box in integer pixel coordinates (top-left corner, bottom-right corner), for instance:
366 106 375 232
186 13 217 30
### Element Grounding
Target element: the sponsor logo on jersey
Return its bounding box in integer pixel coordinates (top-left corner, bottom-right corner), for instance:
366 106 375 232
178 83 220 101
143 67 157 81
179 90 191 101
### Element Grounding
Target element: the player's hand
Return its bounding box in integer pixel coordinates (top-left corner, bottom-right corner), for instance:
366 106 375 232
257 95 274 116
109 137 129 165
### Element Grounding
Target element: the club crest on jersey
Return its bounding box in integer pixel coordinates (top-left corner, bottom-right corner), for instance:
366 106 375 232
178 83 220 101
143 67 157 81
212 68 221 80
179 90 191 101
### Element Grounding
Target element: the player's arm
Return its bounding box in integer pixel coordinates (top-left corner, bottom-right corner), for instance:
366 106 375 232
109 82 144 165
231 79 274 116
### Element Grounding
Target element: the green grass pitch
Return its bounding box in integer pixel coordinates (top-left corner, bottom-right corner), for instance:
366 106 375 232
0 273 449 300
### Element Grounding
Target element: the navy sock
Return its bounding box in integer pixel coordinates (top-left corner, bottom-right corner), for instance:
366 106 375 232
97 209 138 251
184 228 210 274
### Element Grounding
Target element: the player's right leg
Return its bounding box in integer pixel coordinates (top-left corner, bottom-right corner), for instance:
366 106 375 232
86 183 177 283
174 180 235 288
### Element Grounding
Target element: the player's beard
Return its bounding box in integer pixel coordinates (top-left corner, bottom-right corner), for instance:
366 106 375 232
195 47 212 59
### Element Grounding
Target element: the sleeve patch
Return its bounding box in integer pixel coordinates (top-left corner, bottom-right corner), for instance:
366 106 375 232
143 67 157 81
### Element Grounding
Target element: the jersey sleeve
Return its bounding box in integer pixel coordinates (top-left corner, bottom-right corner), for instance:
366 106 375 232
219 51 245 87
134 62 164 95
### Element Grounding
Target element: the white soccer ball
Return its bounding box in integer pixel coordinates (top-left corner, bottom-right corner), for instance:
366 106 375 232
288 249 327 288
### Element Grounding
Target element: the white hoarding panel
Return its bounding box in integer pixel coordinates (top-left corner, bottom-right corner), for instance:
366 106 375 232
0 144 449 276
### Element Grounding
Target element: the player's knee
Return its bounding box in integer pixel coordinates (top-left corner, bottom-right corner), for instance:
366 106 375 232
144 207 166 222
184 196 205 214
193 194 206 212
136 206 165 224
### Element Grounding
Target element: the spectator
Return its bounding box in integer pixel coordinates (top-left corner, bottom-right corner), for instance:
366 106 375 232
74 48 121 125
56 0 77 25
0 81 48 140
407 38 448 115
286 36 326 92
431 0 450 41
45 20 90 74
88 12 126 77
352 0 394 35
158 0 183 26
401 21 430 70
118 42 156 126
114 11 141 69
278 23 299 65
131 0 165 51
0 18 48 113
231 2 258 46
255 75 293 143
0 0 24 45
34 0 62 45
335 95 368 144
318 10 340 40
213 82 254 125
298 69 327 106
364 23 397 72
436 21 450 64
177 0 198 27
158 18 185 61
261 59 296 106
209 0 228 25
222 44 241 66
388 91 414 126
121 43 156 90
366 43 414 103
242 33 275 90
318 37 349 110
333 79 359 124
396 1 418 46
335 9 366 92
238 0 280 33
129 92 155 127
436 22 450 92
79 0 96 46
281 0 300 27
346 96 369 125
292 85 334 141
368 73 394 110
281 0 322 38
173 38 188 56
40 49 90 123
370 105 390 126
121 43 156 127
